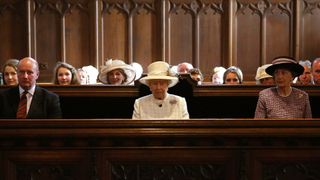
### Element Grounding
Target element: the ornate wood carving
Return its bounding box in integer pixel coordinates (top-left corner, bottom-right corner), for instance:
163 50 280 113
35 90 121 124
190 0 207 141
34 0 89 16
101 0 155 15
168 0 223 15
303 0 320 15
236 0 292 16
111 163 226 179
1 120 320 179
263 163 320 180
0 0 24 17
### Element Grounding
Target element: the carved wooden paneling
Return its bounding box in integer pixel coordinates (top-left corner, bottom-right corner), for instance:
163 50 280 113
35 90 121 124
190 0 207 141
235 0 263 81
249 150 320 180
167 0 194 66
1 0 320 82
103 149 237 180
101 0 159 70
264 0 293 62
101 0 131 62
235 0 294 81
2 150 94 180
1 120 320 179
131 0 161 68
198 1 225 80
33 0 64 82
65 0 95 68
166 0 225 74
0 0 27 62
300 0 320 61
32 0 96 82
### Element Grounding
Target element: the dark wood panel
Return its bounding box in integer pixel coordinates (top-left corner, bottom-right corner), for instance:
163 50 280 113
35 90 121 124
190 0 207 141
34 0 62 82
2 150 93 180
1 0 320 85
300 0 320 60
235 3 262 81
0 0 27 62
65 0 95 68
1 119 320 179
102 1 129 61
265 0 293 61
198 0 225 81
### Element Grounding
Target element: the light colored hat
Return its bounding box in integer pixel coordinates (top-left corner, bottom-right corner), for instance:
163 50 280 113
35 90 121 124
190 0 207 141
139 61 178 88
98 59 136 85
130 62 143 80
82 65 99 84
266 57 304 77
255 64 272 81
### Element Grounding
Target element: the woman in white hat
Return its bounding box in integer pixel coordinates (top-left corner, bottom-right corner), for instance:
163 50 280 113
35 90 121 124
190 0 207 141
98 59 136 85
255 56 312 118
255 64 274 85
132 61 189 119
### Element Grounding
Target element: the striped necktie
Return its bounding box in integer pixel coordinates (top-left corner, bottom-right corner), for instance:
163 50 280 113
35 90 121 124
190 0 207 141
16 91 28 119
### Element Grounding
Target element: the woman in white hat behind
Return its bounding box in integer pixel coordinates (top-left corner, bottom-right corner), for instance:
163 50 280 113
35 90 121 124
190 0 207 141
98 59 136 85
132 61 189 119
255 56 312 118
255 64 274 85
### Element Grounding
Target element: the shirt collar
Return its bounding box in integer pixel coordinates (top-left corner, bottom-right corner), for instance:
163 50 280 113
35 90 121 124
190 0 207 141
19 85 36 96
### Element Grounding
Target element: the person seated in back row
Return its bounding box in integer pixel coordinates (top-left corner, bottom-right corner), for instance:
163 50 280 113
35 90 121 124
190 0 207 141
132 61 189 119
223 66 243 84
53 62 80 85
188 68 203 85
98 59 136 85
177 62 194 74
2 59 19 86
294 60 313 85
255 64 274 85
211 66 226 85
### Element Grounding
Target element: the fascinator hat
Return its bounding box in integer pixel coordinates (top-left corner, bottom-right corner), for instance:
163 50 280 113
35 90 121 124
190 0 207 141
98 59 136 85
139 61 178 88
266 56 304 77
255 64 273 81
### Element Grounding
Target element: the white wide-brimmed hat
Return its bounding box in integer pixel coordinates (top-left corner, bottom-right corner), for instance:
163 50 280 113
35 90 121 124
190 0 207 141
98 59 136 85
139 61 178 88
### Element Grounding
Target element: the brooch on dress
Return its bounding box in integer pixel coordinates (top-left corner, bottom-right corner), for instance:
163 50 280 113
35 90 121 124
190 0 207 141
169 99 177 105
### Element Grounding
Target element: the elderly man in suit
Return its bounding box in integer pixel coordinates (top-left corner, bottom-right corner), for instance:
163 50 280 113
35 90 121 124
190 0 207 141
0 57 62 119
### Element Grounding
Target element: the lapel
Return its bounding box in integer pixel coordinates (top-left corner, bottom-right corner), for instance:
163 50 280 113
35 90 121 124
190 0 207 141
27 86 41 117
9 87 21 112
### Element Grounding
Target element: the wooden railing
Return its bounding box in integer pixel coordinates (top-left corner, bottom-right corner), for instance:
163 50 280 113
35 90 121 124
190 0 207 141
1 119 320 180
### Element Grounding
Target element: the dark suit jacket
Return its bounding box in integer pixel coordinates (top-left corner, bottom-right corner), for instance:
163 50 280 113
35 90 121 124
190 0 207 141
0 86 62 119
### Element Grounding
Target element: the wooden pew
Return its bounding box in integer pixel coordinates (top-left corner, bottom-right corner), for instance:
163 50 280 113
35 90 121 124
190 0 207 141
1 75 319 118
0 119 320 179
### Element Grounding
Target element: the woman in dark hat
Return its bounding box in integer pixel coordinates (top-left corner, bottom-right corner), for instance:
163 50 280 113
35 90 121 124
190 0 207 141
254 56 312 118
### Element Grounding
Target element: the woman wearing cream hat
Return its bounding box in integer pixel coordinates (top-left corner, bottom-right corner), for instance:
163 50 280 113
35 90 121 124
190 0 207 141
98 59 136 85
255 56 312 118
132 61 189 119
255 64 274 85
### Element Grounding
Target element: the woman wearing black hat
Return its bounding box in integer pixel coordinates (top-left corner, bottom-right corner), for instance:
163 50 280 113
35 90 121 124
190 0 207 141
254 56 312 118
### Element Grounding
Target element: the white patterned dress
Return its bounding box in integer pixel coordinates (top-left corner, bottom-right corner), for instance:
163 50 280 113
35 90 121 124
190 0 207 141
132 93 189 119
